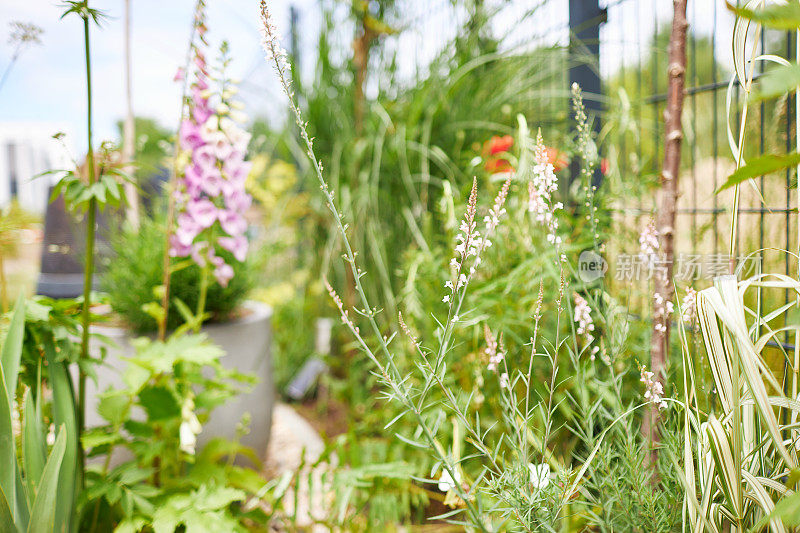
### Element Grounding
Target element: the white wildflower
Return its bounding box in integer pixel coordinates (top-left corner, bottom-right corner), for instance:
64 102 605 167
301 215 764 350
573 293 596 357
484 325 505 372
681 288 697 324
529 463 551 489
499 372 509 389
528 132 562 246
640 365 667 410
639 218 659 270
653 292 674 335
438 467 462 493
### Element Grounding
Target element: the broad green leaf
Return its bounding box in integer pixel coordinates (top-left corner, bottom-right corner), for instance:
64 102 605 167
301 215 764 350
716 152 800 192
27 427 66 533
1 295 26 404
113 517 146 533
195 486 246 511
80 429 121 450
754 63 800 101
96 390 130 426
765 490 800 526
138 386 180 421
122 362 150 392
728 1 800 30
151 505 180 533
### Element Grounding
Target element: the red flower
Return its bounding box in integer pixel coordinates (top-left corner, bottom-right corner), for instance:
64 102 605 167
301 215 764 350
484 157 513 173
486 135 514 155
600 158 610 176
546 147 569 172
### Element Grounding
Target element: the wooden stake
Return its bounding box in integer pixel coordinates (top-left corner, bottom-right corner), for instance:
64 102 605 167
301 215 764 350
644 0 689 464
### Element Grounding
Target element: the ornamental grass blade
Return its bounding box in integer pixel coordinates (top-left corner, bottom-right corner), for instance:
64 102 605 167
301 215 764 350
706 415 742 519
742 470 785 533
700 276 795 469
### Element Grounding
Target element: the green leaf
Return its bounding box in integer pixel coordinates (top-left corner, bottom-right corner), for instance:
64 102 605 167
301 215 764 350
0 348 18 519
91 182 106 205
1 295 26 404
122 420 154 438
138 386 180 421
194 486 246 511
151 505 180 533
21 392 46 508
27 427 66 533
728 1 800 30
42 344 77 533
0 484 17 533
113 517 146 533
96 390 130 426
754 63 800 101
717 151 800 192
80 429 121 450
140 302 164 325
122 362 150 392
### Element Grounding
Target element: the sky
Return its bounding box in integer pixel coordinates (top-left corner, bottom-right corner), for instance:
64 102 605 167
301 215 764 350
0 0 319 153
0 0 738 155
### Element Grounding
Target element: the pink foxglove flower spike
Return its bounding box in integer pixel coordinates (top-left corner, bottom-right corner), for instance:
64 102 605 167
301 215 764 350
170 27 253 287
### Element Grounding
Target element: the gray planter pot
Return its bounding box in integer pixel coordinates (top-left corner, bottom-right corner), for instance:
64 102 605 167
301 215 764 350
84 301 275 459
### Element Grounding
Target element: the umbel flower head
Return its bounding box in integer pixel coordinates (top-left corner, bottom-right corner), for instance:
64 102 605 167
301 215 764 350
170 16 252 287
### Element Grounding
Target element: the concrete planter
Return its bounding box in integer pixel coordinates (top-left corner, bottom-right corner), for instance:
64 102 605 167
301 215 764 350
84 301 275 459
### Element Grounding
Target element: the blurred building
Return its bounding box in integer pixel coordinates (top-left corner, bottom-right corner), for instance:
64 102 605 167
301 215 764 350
0 121 74 214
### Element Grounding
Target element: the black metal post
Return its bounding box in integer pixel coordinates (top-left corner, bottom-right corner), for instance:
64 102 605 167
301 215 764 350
569 0 606 188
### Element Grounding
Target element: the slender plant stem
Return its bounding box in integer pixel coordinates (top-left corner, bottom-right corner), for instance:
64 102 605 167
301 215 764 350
78 9 97 473
195 265 209 333
0 46 21 94
88 444 114 533
158 1 202 341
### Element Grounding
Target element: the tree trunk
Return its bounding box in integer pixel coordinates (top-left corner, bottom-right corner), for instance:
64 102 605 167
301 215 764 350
122 0 139 227
644 0 689 463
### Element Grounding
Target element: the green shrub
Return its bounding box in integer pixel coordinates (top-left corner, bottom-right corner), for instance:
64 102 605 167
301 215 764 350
100 213 256 333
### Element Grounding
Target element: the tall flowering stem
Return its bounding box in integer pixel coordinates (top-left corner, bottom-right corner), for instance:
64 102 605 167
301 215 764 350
161 3 252 334
159 0 205 340
260 3 494 528
77 1 97 463
571 84 600 252
171 39 252 329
